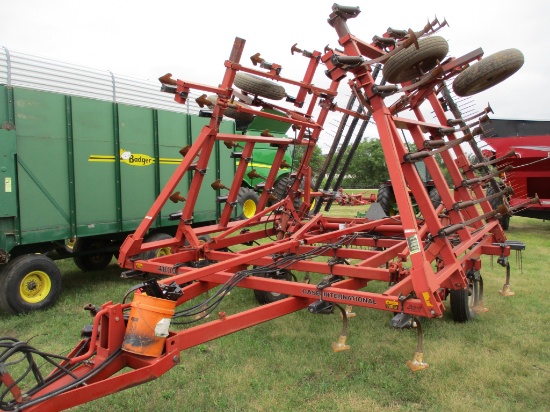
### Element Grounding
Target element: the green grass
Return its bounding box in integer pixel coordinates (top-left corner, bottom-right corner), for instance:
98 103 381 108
1 200 549 412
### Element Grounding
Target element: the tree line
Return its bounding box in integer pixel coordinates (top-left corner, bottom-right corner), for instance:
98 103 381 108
291 137 452 190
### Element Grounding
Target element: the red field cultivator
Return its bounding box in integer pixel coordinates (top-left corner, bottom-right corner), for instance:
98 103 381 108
331 188 377 206
0 4 532 410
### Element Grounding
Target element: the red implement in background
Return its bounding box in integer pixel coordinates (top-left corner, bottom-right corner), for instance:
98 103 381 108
482 118 550 224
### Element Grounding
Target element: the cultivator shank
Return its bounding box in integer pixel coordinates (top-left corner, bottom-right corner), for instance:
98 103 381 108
1 4 530 410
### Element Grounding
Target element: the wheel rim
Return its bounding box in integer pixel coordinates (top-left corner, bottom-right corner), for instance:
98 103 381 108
20 270 52 304
243 199 257 218
309 198 316 211
156 247 172 258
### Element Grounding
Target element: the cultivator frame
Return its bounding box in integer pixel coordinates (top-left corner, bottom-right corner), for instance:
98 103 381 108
1 4 530 411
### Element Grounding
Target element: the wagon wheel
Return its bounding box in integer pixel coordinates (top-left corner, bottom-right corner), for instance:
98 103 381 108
236 187 260 220
383 36 449 84
453 48 524 97
0 254 62 314
206 95 255 122
234 72 287 100
72 237 113 272
253 268 294 304
139 232 173 260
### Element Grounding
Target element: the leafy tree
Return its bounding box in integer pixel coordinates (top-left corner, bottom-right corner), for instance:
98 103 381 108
291 144 325 177
344 138 389 188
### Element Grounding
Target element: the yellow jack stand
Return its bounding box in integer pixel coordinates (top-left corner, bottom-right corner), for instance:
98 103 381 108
499 284 515 297
332 335 350 352
406 351 429 372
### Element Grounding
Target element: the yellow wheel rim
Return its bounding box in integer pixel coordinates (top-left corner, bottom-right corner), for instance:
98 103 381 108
309 198 316 211
243 199 257 218
156 247 172 258
20 270 52 304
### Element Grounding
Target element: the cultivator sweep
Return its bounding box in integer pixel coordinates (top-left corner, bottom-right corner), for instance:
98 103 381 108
1 4 532 410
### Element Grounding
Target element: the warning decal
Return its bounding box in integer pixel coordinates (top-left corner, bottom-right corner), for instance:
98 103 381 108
407 234 421 255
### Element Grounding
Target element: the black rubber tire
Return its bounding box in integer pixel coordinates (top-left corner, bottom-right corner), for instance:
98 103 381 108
206 95 255 122
72 237 113 272
234 73 286 101
271 176 302 209
139 232 173 260
253 269 293 304
429 187 442 209
485 184 510 230
499 214 511 231
453 49 524 97
450 285 477 322
237 187 260 220
383 36 449 84
0 254 62 314
376 185 396 216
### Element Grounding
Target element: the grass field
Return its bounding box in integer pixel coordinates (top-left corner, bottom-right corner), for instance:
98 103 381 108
1 201 549 412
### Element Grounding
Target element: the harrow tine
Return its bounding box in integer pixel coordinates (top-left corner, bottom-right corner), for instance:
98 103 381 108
451 186 513 212
460 165 513 188
470 149 516 170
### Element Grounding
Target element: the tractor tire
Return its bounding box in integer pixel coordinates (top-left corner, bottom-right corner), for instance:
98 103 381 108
234 72 286 101
72 237 113 272
0 254 62 314
485 184 510 230
376 185 396 216
271 177 303 210
253 269 293 304
383 36 449 84
429 187 442 209
206 95 255 122
452 49 524 97
237 187 260 220
139 232 173 260
449 285 477 322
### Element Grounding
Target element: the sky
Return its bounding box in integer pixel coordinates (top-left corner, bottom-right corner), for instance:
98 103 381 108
1 0 548 152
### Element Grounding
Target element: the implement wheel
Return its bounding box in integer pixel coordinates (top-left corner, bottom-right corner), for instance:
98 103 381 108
234 73 286 100
0 254 62 314
450 282 477 322
237 187 260 220
72 238 113 272
383 36 449 84
453 49 524 97
253 269 294 304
